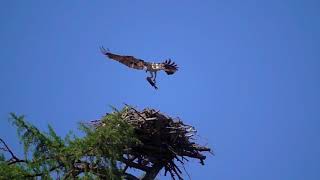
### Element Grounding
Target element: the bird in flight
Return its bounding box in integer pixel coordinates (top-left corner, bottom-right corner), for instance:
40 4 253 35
100 47 178 89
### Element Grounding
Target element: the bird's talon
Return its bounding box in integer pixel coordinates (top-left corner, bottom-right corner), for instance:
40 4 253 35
146 77 158 89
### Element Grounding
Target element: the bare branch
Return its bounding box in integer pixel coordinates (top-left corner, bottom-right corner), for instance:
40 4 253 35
0 138 18 160
120 157 151 172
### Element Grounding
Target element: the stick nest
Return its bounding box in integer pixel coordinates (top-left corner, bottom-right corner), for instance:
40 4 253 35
90 105 212 179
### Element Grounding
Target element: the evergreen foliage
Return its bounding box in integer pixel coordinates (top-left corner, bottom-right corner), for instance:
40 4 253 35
0 110 140 179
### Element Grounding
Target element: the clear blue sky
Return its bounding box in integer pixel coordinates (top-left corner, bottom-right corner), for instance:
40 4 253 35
1 1 320 179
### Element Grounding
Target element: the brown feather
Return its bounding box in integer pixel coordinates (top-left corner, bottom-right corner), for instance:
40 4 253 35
163 59 178 75
100 47 146 70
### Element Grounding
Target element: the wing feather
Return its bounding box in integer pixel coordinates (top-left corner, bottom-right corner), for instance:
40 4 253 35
162 58 178 75
100 47 146 70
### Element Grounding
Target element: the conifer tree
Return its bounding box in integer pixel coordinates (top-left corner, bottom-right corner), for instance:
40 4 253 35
1 106 211 179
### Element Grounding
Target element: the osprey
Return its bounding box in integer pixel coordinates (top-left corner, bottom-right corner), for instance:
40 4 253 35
100 47 178 89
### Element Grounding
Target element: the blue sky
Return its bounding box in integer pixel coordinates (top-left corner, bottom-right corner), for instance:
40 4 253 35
1 0 320 179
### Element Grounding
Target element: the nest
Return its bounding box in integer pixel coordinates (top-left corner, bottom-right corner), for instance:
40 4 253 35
90 105 211 179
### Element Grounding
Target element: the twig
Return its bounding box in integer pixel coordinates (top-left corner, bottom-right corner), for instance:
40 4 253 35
0 138 18 160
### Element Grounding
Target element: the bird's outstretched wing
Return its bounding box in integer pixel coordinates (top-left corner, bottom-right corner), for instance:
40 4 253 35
162 59 178 75
100 47 146 70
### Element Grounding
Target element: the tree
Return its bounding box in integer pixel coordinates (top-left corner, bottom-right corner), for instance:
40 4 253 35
0 105 211 179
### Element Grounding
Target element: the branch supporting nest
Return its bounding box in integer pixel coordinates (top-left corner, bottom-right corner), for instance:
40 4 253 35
91 105 212 179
